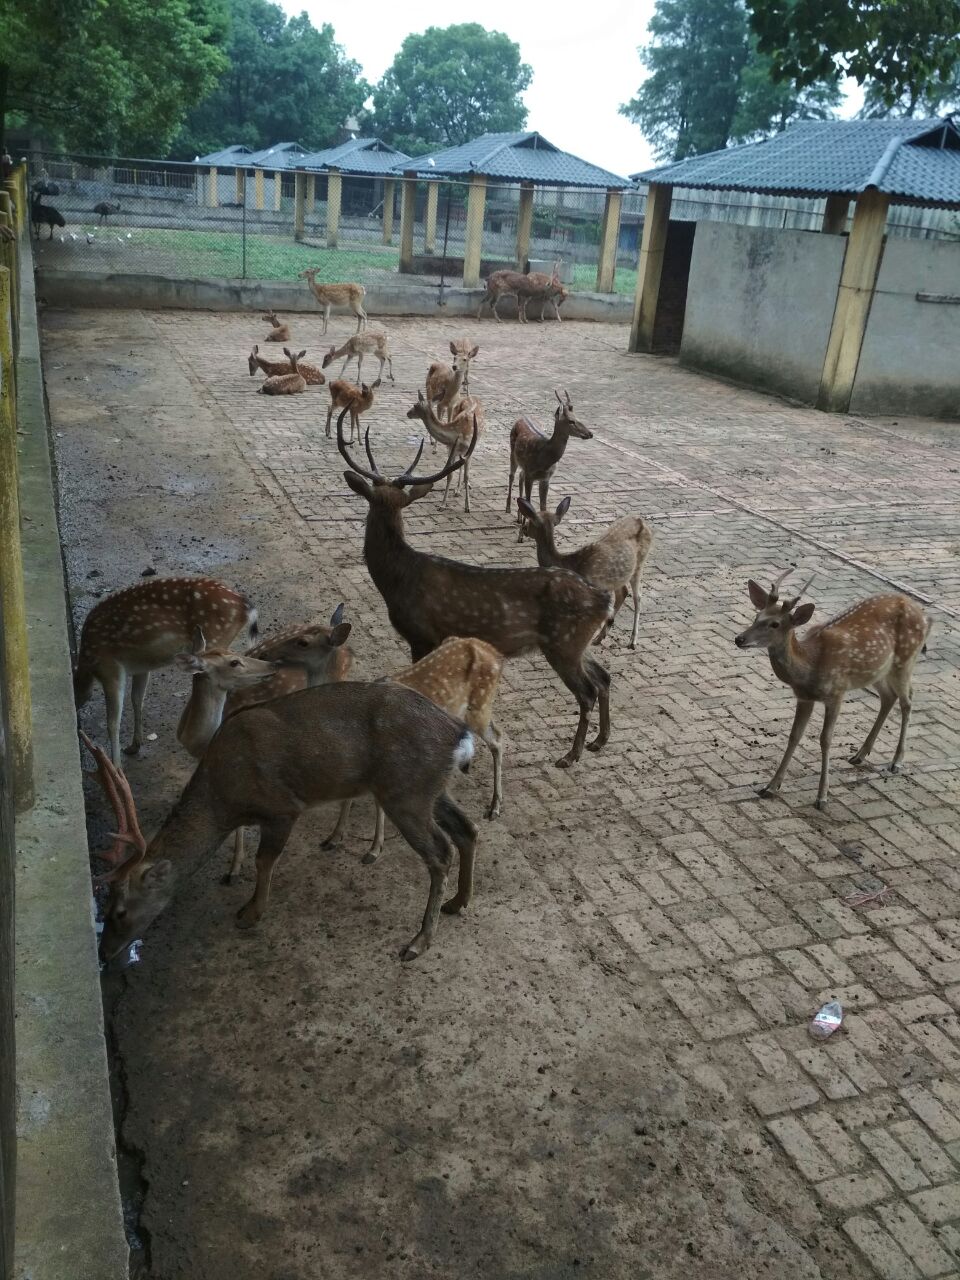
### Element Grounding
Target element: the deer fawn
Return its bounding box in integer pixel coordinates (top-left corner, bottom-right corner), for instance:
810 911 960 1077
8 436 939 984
74 577 257 763
248 345 324 385
321 329 394 383
262 311 290 342
325 637 505 863
297 269 367 334
518 497 653 649
449 339 480 391
338 411 613 768
325 379 378 441
94 682 478 964
258 347 307 395
735 569 932 809
425 343 474 425
506 390 594 540
406 392 485 512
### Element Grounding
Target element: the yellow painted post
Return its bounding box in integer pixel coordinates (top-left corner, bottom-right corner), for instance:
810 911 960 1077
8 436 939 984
207 167 218 208
399 174 417 274
596 188 623 293
424 182 439 254
326 171 341 248
235 169 245 204
0 267 33 809
515 182 534 269
822 194 850 235
629 182 673 353
463 173 487 289
817 189 890 412
273 170 282 212
254 168 265 210
382 179 395 244
306 174 315 215
294 171 306 241
0 213 16 352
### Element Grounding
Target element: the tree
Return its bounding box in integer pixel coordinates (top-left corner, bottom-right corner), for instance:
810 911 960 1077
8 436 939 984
732 41 841 142
748 0 960 111
0 0 227 153
860 73 960 119
171 0 368 159
372 24 532 155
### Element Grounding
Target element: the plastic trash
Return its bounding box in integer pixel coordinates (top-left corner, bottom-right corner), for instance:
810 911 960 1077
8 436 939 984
809 1000 843 1040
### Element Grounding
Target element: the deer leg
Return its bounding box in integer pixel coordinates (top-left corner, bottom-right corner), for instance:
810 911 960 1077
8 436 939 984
436 792 477 915
482 721 504 819
321 799 352 849
362 805 387 865
629 568 643 650
222 827 246 885
101 665 126 765
516 475 534 541
236 815 297 929
538 478 550 511
462 459 471 513
491 295 503 323
891 688 913 772
543 649 597 769
322 305 330 335
585 659 611 754
593 586 628 646
325 403 334 438
506 461 517 514
439 443 458 508
760 699 814 799
384 802 454 961
124 671 150 756
850 687 896 765
815 697 843 809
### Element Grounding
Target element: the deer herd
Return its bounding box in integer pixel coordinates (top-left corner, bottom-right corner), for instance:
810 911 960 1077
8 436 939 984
76 269 933 970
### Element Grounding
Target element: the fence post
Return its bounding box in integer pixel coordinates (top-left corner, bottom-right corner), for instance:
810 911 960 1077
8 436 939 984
235 169 245 205
206 167 218 208
294 171 305 241
254 168 264 210
326 171 341 248
399 174 416 274
596 188 623 293
424 182 439 254
0 267 33 810
273 170 282 212
629 181 672 353
306 174 315 215
383 180 396 244
515 182 534 270
463 174 487 289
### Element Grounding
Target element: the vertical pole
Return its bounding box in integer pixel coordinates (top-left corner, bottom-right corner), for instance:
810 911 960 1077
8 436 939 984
254 168 264 210
306 174 315 215
273 170 282 212
515 182 534 270
326 171 341 248
207 167 218 208
822 194 850 235
399 174 416 274
294 171 305 241
382 179 395 244
596 188 623 293
463 173 487 289
424 182 439 254
235 169 245 204
629 182 673 353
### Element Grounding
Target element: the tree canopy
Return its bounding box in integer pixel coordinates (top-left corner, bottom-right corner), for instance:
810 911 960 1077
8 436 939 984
371 24 532 156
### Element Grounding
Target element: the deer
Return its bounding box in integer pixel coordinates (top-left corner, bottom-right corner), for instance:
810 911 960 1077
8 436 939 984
518 497 653 649
337 411 614 768
73 576 258 763
257 347 307 395
261 311 291 342
297 268 367 334
248 344 324 385
425 342 475 425
325 379 378 442
476 269 528 322
91 681 479 965
325 637 505 864
449 339 480 392
321 329 394 383
506 390 594 540
735 569 932 809
520 262 568 323
406 391 485 512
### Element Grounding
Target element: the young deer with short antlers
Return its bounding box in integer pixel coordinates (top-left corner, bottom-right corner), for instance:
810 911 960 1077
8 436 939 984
337 411 613 768
735 569 932 809
506 390 593 540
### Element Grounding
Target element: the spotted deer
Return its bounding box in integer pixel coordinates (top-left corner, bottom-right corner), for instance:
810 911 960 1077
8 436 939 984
321 329 394 383
506 390 594 540
258 347 307 395
406 391 485 512
449 339 480 391
735 569 932 809
262 311 290 342
248 344 324 385
520 261 568 322
425 342 474 425
476 269 528 322
297 269 367 333
325 379 378 441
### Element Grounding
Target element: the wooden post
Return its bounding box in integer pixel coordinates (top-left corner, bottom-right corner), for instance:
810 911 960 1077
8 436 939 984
326 171 341 248
424 182 439 254
293 171 306 241
306 174 315 215
596 188 623 293
207 167 218 208
515 182 534 269
254 168 264 210
235 169 245 204
382 179 395 244
273 170 282 212
629 182 673 353
463 173 487 289
399 174 417 274
817 189 890 413
822 194 850 235
0 267 33 809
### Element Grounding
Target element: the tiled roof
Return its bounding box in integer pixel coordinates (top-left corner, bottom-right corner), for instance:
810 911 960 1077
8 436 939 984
242 142 308 169
194 144 253 166
297 137 411 176
632 117 960 208
400 132 630 188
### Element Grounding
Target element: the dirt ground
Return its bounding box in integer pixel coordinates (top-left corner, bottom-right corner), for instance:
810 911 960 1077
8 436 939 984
42 307 960 1280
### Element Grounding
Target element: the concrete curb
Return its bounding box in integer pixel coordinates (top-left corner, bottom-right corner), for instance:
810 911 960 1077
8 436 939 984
15 241 128 1275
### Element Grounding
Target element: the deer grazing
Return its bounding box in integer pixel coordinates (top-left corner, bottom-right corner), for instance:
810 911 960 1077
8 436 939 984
321 329 394 383
476 269 528 322
521 262 568 323
518 497 653 649
248 344 324 385
506 390 594 539
449 339 480 391
325 637 505 864
73 577 258 763
257 347 307 395
297 269 367 334
325 379 378 442
406 391 485 512
261 311 291 342
735 570 932 809
338 411 614 767
94 682 478 965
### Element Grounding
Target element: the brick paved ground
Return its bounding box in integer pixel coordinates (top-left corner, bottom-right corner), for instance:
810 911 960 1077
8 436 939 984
43 308 960 1279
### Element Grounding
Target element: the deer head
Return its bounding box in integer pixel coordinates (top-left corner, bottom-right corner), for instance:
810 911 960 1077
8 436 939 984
517 495 571 541
554 389 592 439
321 345 338 369
265 605 352 668
297 267 318 281
338 408 476 512
247 344 261 375
174 646 280 690
283 347 306 369
735 570 816 649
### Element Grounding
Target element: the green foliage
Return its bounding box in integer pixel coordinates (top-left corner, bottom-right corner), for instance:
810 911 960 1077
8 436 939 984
732 40 841 141
860 72 960 118
372 24 532 155
748 0 960 110
171 0 369 159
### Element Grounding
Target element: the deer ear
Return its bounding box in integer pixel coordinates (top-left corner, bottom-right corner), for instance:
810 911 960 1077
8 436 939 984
141 859 175 894
191 625 206 654
329 622 352 646
417 389 426 402
402 483 433 502
253 344 258 353
174 652 204 672
329 602 345 627
469 345 479 358
517 497 538 522
298 349 306 360
343 471 373 501
449 340 457 355
747 580 769 610
556 496 572 521
790 601 816 627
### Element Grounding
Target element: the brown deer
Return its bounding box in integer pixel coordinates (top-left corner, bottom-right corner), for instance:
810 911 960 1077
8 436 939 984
324 379 378 441
406 392 485 512
297 269 367 333
735 570 932 809
92 681 479 965
506 390 594 540
248 344 324 385
262 311 290 342
337 411 613 768
520 262 568 323
258 347 307 395
321 329 394 383
425 342 475 424
476 269 528 322
325 637 505 863
518 497 653 649
73 577 257 762
449 338 480 391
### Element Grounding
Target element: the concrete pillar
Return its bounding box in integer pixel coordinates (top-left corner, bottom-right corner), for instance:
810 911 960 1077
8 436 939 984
817 189 890 413
273 170 282 212
822 194 850 235
596 188 623 293
424 182 439 254
399 175 417 274
235 169 245 204
463 174 487 289
629 182 672 353
326 171 341 248
207 167 218 208
515 182 534 269
294 171 305 241
306 174 315 215
254 168 264 210
382 179 395 244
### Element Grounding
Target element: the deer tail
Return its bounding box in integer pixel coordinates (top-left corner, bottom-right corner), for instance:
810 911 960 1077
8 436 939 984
243 597 259 641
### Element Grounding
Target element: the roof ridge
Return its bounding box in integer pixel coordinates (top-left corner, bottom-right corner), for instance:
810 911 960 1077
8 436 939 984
471 133 531 170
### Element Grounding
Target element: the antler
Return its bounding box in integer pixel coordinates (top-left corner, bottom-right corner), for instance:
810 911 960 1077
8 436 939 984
394 418 479 488
80 732 147 879
337 407 380 481
786 571 817 606
768 566 794 602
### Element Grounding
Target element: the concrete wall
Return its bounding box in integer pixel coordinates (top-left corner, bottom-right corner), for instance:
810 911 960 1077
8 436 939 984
679 222 847 403
851 238 960 419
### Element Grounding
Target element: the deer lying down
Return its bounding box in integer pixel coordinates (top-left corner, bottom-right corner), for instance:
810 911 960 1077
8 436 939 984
258 347 307 395
248 344 324 385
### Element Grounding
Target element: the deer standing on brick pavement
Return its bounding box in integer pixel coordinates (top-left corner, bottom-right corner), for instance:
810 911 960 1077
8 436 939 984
506 390 594 540
248 344 324 385
74 577 258 763
338 410 613 768
735 569 932 809
258 347 307 395
520 261 568 323
425 343 475 427
518 497 653 649
297 269 367 333
321 329 394 383
406 391 485 512
261 311 290 342
449 339 480 391
325 379 378 441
